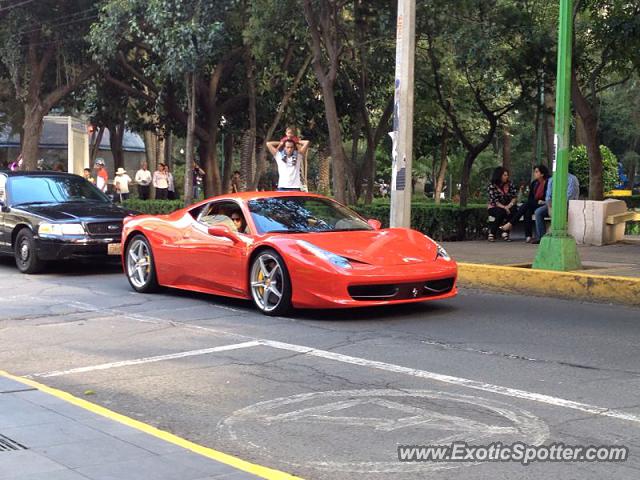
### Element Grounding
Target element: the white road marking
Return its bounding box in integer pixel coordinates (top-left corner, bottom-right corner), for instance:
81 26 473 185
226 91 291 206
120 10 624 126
28 341 260 378
20 298 640 426
221 389 549 473
258 340 640 425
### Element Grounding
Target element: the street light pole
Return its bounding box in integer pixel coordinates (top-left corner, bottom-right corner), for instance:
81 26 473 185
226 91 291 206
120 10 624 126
532 0 581 271
390 0 416 228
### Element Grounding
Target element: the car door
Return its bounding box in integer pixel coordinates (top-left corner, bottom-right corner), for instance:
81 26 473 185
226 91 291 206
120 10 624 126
0 175 9 252
177 200 245 295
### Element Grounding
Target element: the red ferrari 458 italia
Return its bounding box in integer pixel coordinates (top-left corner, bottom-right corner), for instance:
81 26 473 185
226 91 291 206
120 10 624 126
121 192 457 315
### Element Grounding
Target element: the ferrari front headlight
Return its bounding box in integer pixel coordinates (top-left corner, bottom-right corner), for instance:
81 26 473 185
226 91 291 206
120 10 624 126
38 222 86 236
298 240 352 269
435 243 451 261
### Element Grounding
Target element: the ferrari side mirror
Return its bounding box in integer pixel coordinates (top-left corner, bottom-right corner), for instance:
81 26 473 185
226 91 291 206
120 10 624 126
208 225 240 243
367 219 382 230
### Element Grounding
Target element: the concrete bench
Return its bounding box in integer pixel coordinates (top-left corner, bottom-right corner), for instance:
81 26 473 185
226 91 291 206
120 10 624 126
568 199 630 246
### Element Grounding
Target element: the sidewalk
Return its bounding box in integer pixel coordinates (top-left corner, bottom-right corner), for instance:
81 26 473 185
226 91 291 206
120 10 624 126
442 237 640 306
0 373 299 480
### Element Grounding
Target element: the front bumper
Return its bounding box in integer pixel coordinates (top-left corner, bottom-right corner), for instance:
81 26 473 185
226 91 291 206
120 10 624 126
290 257 458 309
36 236 121 261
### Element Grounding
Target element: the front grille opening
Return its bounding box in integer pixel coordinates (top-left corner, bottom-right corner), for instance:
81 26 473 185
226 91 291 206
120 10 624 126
0 433 27 452
349 277 456 301
348 284 399 300
85 221 123 236
424 277 455 294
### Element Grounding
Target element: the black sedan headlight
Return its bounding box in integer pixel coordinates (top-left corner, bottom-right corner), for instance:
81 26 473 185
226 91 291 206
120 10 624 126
38 222 86 237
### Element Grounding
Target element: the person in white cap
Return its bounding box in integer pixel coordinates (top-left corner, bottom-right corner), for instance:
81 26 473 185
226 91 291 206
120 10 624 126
94 158 109 193
114 167 132 203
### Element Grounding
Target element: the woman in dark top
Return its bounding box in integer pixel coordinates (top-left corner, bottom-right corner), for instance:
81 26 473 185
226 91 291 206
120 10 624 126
487 166 518 241
512 164 550 242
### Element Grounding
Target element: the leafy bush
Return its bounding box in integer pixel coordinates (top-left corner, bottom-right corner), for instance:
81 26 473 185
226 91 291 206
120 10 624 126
352 203 488 241
122 199 185 214
626 222 640 236
570 145 619 194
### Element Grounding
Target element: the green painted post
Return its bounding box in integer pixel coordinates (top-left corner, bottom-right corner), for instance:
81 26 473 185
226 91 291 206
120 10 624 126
532 0 581 271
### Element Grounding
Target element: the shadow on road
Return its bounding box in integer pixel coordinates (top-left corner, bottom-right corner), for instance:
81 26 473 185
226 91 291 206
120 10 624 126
0 255 123 276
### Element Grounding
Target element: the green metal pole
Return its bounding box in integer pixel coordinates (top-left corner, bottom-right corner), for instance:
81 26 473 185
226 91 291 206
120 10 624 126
532 0 581 271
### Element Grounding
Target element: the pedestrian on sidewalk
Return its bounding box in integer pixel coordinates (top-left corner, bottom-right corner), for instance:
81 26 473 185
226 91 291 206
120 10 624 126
114 167 132 203
135 161 152 200
512 164 550 243
532 168 580 244
266 136 310 191
487 166 518 242
153 163 169 200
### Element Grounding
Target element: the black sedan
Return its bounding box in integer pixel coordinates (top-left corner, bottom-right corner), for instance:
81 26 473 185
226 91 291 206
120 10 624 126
0 171 136 273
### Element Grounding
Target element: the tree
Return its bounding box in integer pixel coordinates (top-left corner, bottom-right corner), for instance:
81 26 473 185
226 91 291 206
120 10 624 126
0 0 99 170
303 0 350 203
419 0 542 206
571 0 640 200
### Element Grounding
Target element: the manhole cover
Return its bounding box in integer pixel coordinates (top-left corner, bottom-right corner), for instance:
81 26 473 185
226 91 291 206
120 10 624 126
0 433 27 452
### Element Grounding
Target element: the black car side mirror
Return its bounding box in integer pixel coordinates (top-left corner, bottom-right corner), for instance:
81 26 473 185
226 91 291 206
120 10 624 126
0 199 8 212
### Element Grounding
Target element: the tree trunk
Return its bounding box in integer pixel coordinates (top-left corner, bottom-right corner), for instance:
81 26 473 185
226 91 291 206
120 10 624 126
164 131 173 168
575 114 589 147
363 137 376 204
223 133 234 192
108 121 125 171
21 102 45 170
572 70 603 200
90 126 105 165
502 124 511 171
240 130 255 192
320 81 347 203
459 153 478 207
183 73 196 206
318 150 331 195
203 128 222 196
544 91 555 167
143 131 158 173
434 126 449 205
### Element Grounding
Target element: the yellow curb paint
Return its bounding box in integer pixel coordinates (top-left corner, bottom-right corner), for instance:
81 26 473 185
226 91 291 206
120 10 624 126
0 370 303 480
458 262 640 307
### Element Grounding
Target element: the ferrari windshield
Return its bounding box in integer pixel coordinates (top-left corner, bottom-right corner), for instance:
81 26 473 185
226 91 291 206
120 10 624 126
9 175 110 206
248 196 372 234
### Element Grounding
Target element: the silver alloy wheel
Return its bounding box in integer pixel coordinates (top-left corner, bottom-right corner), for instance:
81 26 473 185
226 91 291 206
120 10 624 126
20 240 29 261
127 238 152 289
250 253 284 313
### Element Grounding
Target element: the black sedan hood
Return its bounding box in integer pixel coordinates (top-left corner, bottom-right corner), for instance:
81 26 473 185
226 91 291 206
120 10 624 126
20 202 136 222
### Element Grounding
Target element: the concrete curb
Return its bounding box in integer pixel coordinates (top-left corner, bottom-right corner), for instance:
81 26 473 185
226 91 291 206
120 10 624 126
457 262 640 307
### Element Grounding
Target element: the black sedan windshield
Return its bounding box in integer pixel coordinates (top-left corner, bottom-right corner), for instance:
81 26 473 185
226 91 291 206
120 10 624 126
9 176 110 206
248 196 372 234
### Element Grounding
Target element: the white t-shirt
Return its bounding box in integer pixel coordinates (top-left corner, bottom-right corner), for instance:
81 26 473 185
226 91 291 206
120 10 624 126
135 169 152 186
115 174 132 194
274 151 302 189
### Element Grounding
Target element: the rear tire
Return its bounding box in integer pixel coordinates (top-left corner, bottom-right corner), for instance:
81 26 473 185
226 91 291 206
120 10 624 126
14 229 44 274
125 235 159 293
250 249 292 316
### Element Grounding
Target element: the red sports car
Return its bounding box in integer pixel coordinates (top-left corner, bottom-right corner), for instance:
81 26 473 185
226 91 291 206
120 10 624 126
121 192 457 315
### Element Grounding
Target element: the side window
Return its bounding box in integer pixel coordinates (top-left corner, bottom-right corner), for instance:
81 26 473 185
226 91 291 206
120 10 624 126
196 200 247 233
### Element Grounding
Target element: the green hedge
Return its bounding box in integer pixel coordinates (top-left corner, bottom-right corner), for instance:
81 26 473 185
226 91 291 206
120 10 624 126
122 199 185 214
352 203 488 241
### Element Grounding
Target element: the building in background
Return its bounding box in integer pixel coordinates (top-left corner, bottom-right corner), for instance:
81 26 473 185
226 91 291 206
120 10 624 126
0 116 145 176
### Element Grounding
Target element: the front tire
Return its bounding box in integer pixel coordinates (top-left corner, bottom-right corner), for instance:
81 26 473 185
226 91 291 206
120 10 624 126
125 235 159 293
15 229 44 274
250 249 292 316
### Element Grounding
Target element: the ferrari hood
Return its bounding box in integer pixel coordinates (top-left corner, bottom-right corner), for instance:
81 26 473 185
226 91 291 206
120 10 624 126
293 229 438 266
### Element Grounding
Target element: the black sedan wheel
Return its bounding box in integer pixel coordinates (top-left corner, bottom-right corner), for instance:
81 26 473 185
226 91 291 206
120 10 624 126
250 249 292 316
125 235 159 293
14 229 44 274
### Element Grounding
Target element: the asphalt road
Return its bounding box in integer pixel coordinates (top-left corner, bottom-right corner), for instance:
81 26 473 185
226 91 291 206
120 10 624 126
1 256 640 479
